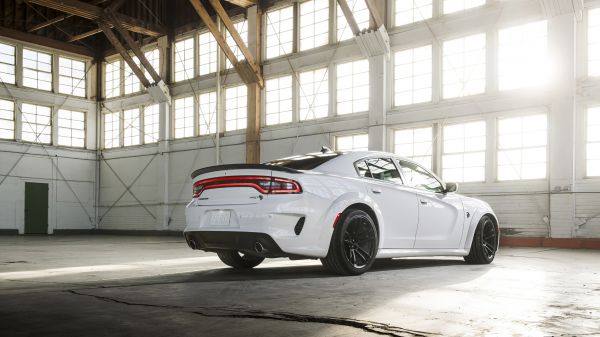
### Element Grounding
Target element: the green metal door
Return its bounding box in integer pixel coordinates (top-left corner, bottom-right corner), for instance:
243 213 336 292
24 182 49 234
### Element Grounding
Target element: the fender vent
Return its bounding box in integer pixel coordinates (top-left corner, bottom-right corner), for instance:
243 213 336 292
294 217 306 235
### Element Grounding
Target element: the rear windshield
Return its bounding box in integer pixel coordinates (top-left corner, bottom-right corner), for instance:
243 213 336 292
264 152 341 170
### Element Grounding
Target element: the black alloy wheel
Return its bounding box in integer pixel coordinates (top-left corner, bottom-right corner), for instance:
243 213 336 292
465 215 498 264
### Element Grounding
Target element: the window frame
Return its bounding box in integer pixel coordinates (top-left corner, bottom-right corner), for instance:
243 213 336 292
395 158 446 194
57 108 86 148
353 156 404 185
22 48 53 92
58 56 87 98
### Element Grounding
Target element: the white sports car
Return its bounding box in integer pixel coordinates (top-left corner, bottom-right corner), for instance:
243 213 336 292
184 150 499 275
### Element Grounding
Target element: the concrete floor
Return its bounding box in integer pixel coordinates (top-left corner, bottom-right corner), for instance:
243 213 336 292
0 235 598 337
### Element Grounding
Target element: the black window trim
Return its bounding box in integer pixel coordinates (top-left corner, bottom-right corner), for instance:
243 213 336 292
353 156 404 185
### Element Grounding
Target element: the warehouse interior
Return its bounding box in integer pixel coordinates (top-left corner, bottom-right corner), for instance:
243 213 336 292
0 0 599 336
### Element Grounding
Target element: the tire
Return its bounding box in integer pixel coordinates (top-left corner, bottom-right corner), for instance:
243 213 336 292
321 209 379 275
464 215 498 264
216 250 265 269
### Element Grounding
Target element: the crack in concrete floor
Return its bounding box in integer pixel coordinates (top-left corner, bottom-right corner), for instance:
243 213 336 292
66 289 438 337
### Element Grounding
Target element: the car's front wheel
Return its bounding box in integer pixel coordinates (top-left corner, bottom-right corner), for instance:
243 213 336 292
464 215 498 264
321 209 379 275
216 250 265 269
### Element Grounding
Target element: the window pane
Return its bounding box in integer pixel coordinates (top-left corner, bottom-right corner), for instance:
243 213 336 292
398 159 443 193
444 0 485 14
225 85 247 131
265 75 293 125
497 114 547 180
199 91 217 135
104 112 120 148
174 96 195 138
21 103 51 144
22 49 52 91
124 56 141 94
337 0 369 41
498 21 549 91
59 57 86 97
144 104 159 144
0 42 15 84
226 20 248 69
443 33 486 98
366 158 402 183
395 45 432 106
336 133 368 151
199 32 217 76
394 126 433 170
123 108 140 146
0 99 14 140
337 59 369 115
442 121 486 182
300 0 329 51
105 60 121 98
57 109 85 148
144 49 160 81
299 67 328 120
174 37 194 82
265 6 294 59
395 0 432 26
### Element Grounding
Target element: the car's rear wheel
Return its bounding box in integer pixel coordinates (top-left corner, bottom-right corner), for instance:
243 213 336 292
321 209 378 275
216 250 265 269
464 215 498 264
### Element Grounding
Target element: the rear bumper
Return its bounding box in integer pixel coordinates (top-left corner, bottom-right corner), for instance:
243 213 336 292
184 231 286 258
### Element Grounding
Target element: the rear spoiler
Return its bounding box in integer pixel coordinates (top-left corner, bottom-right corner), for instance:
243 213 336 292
191 164 301 179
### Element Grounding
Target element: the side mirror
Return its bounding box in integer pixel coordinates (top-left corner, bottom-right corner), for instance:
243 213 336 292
444 182 458 193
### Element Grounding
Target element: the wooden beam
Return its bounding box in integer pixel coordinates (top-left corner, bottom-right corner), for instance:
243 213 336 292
207 0 263 87
187 0 263 87
25 0 166 37
336 0 361 36
0 26 93 56
224 0 257 8
364 0 384 29
104 10 161 83
98 20 150 87
27 0 108 32
68 28 102 42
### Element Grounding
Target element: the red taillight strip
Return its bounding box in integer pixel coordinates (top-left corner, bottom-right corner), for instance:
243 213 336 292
193 175 302 197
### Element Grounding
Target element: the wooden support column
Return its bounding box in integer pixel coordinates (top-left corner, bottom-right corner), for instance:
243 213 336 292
246 6 261 164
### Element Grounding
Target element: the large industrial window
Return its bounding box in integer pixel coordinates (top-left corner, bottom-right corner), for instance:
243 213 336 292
498 114 547 180
394 126 433 170
123 108 140 146
58 57 86 97
394 0 432 26
104 112 120 149
225 84 247 131
174 37 194 82
226 20 248 69
588 8 600 76
394 45 432 106
498 20 548 91
265 5 294 59
337 0 369 41
265 75 293 125
198 31 217 76
22 49 52 91
443 33 486 99
299 67 328 120
299 0 329 51
174 96 194 139
336 133 368 151
143 104 159 144
57 109 85 148
587 107 600 176
199 91 217 135
337 59 369 115
443 0 485 14
442 121 486 182
0 42 16 84
124 57 141 95
144 48 160 81
105 60 120 98
21 103 51 144
0 99 14 140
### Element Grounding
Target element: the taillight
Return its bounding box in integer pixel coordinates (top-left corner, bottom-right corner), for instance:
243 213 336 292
192 175 302 197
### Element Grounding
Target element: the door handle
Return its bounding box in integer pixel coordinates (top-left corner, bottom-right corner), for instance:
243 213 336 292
420 199 428 205
371 188 382 194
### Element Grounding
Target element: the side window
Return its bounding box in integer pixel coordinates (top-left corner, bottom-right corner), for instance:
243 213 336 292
356 160 373 178
364 158 402 183
397 160 444 193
